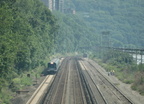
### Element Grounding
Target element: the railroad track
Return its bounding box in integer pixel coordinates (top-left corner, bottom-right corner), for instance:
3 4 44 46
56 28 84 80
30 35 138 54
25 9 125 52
71 58 87 104
41 57 69 104
26 75 55 104
26 57 134 104
41 57 86 104
78 60 107 104
81 58 134 104
90 60 134 104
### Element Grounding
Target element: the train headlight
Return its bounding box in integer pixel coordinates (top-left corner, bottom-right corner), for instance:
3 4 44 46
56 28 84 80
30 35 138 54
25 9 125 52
51 62 54 64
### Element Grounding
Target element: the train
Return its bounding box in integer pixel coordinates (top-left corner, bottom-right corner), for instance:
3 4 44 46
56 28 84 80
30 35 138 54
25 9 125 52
83 53 87 58
47 58 60 74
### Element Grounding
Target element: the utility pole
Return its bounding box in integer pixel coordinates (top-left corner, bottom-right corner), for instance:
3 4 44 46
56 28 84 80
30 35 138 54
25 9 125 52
101 31 111 60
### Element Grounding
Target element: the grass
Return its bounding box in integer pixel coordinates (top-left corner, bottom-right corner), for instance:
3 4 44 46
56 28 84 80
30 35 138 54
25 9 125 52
0 88 13 104
0 62 48 104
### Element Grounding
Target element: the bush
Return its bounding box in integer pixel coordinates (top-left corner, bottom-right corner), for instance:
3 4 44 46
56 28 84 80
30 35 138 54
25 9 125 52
138 85 144 95
0 88 13 104
21 77 32 86
123 79 133 84
131 84 137 90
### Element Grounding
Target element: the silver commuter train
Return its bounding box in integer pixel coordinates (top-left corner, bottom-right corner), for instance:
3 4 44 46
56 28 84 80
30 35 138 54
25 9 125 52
47 58 60 74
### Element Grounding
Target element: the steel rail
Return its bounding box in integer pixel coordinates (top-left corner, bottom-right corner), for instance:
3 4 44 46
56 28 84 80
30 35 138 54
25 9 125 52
88 60 134 104
74 59 87 104
79 61 108 104
77 61 96 104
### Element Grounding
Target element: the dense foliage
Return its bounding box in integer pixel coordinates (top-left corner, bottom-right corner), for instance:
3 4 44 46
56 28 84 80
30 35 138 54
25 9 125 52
53 12 98 53
40 0 144 54
54 0 144 53
0 0 57 103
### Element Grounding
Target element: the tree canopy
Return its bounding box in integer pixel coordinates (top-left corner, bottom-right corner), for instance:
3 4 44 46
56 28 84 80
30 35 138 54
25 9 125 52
55 0 144 53
0 0 57 91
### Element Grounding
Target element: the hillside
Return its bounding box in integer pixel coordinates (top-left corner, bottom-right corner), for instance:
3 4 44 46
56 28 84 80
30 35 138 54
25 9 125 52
0 0 57 103
55 0 144 52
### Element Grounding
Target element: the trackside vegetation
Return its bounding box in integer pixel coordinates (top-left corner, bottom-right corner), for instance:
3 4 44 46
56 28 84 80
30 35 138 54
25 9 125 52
0 0 58 103
90 50 144 95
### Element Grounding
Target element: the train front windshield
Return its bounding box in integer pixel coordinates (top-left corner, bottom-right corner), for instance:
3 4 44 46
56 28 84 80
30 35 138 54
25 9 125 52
48 63 56 68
